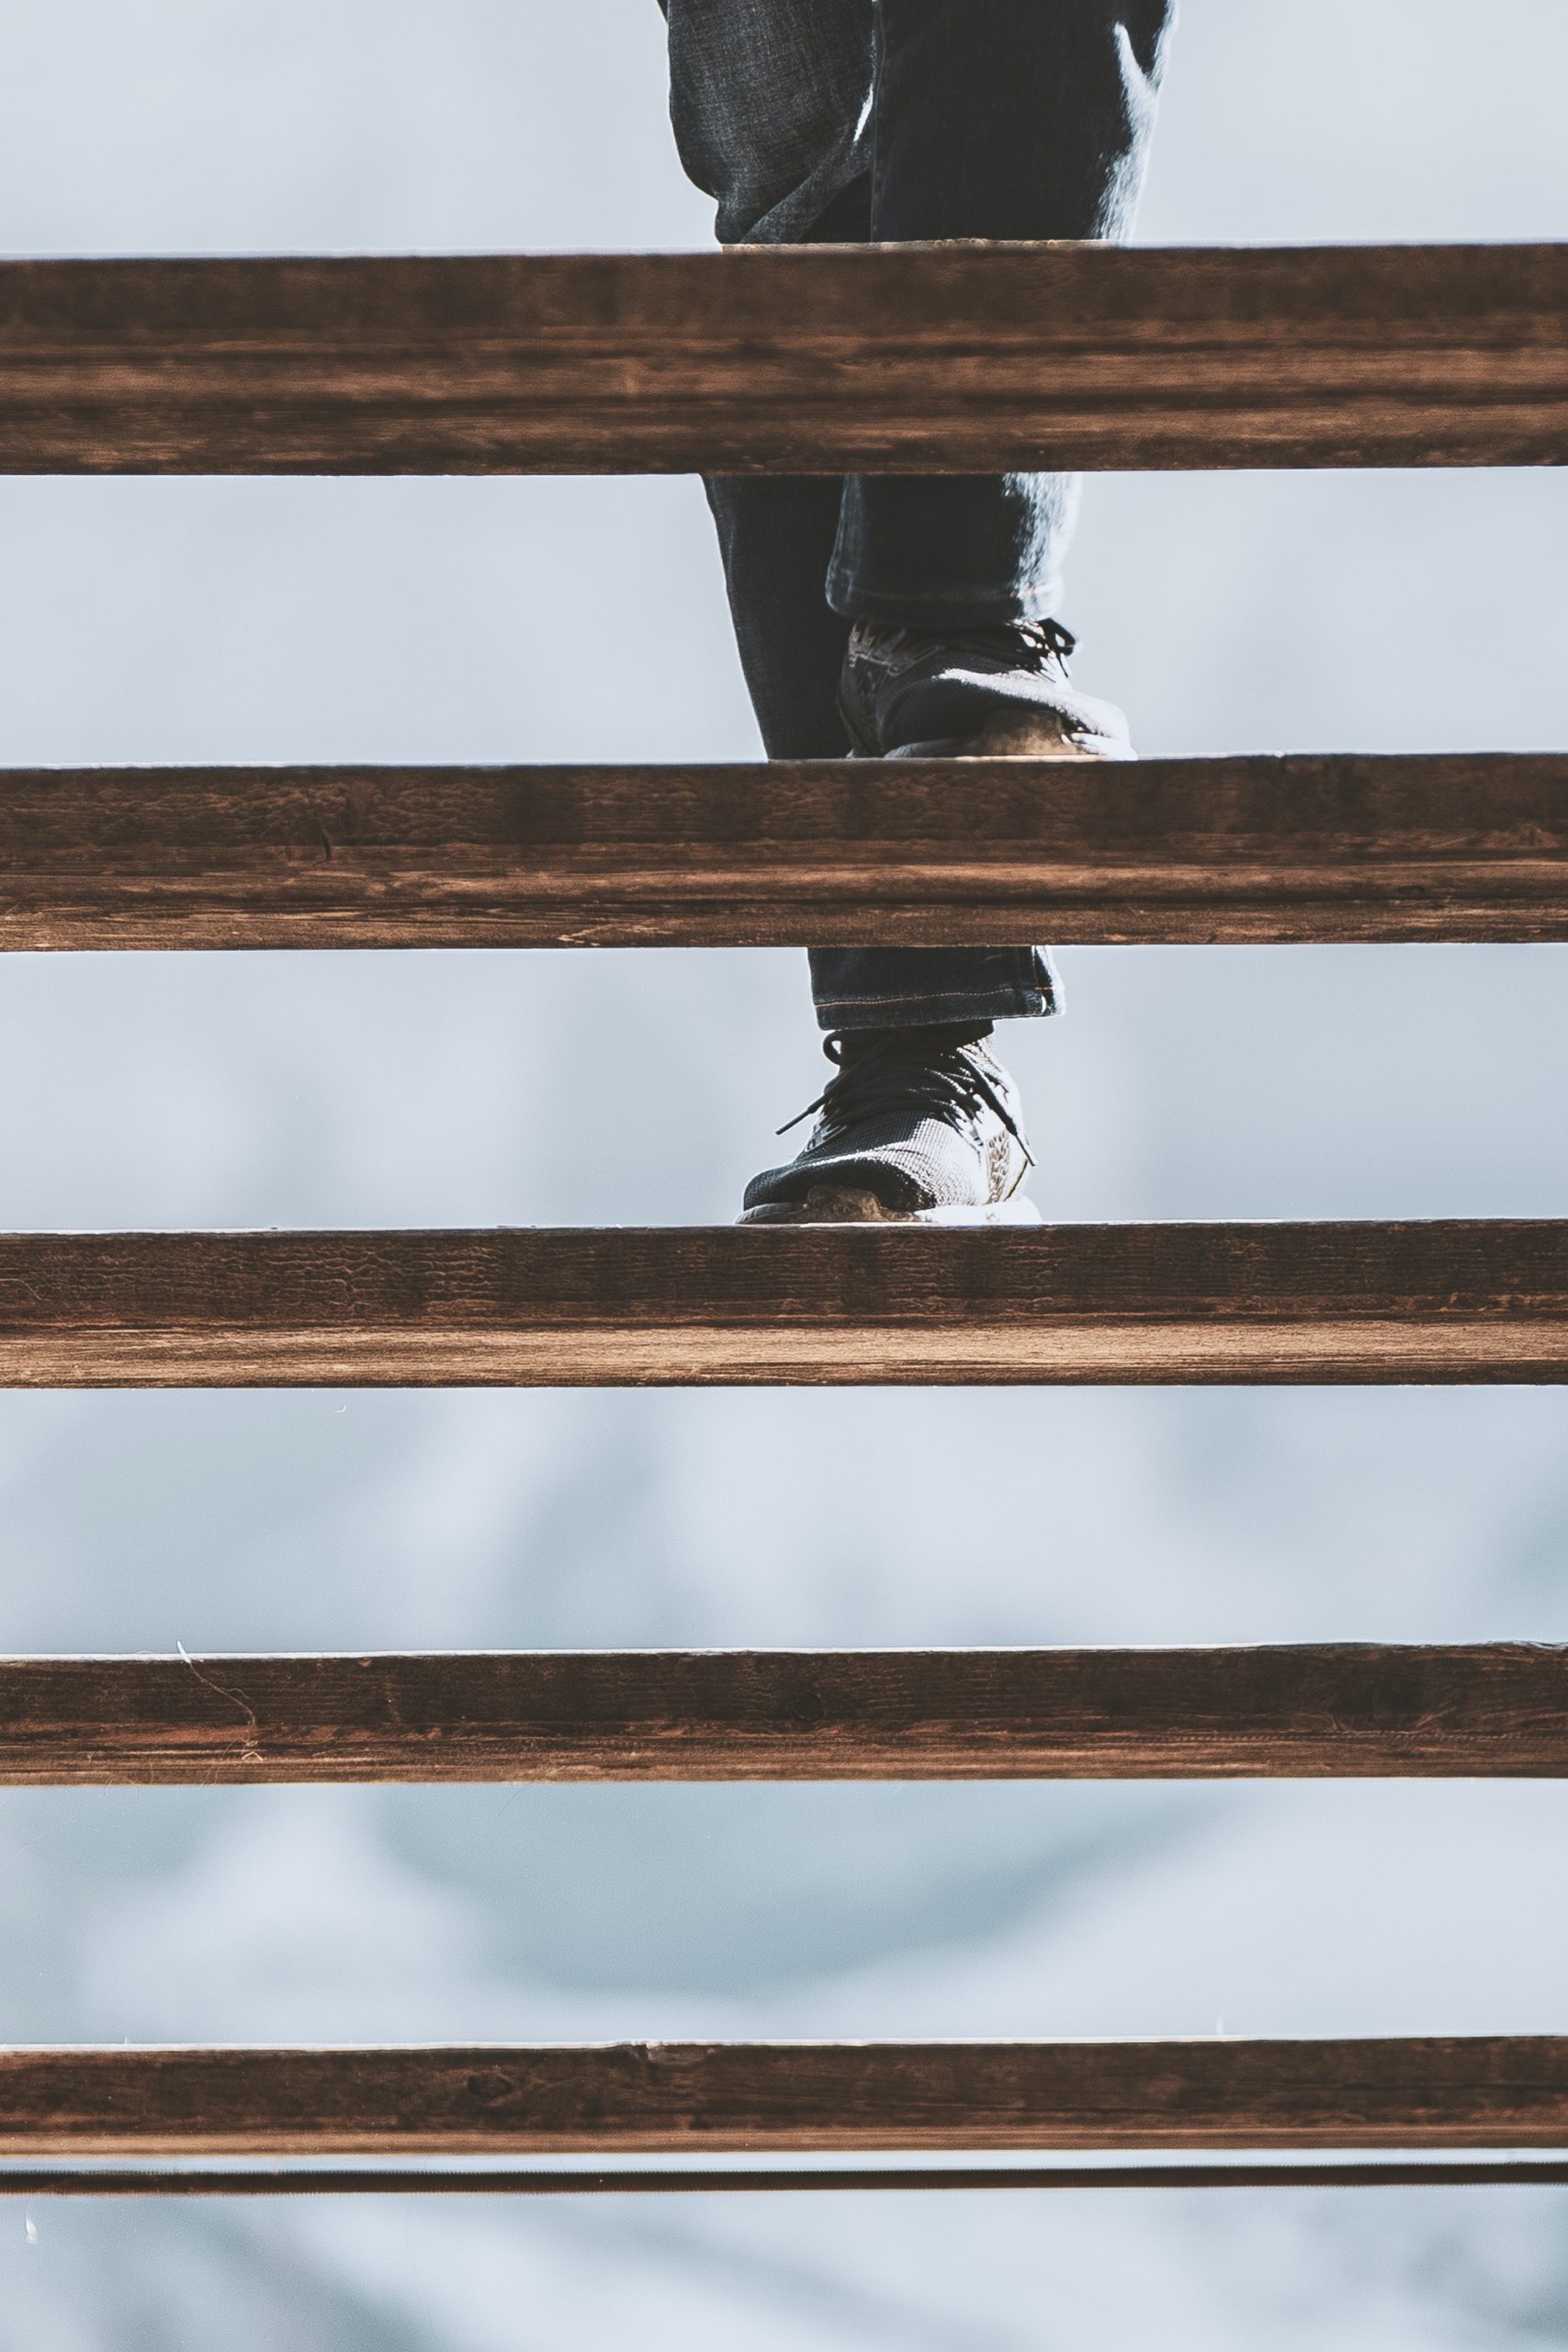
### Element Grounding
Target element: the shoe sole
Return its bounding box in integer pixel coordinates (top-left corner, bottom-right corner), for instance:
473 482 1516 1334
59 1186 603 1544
838 683 1134 765
888 731 1135 761
739 1187 1041 1227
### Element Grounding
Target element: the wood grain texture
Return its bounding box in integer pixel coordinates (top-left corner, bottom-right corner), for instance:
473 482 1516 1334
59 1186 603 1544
3 2041 1566 2155
1 246 1564 475
1 754 1564 949
2 1645 1563 1785
0 1224 1561 1387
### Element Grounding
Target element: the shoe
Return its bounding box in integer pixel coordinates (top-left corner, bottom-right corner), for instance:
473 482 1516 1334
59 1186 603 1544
739 1025 1039 1225
838 616 1133 760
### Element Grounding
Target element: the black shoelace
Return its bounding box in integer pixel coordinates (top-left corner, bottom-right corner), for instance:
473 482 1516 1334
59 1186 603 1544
926 616 1077 671
777 1031 1033 1167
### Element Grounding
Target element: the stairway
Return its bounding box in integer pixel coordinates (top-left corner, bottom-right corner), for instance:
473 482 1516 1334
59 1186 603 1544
1 243 1565 2225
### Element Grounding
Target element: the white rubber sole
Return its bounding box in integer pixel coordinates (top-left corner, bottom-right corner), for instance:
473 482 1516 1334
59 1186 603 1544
739 1188 1040 1227
889 733 1135 762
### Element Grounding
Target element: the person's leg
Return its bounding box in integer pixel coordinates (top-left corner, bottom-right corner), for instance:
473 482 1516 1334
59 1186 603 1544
669 0 1177 643
664 0 874 250
664 3 1062 1036
808 0 1177 1066
749 0 1180 1223
698 181 871 763
660 1 1178 1218
831 0 1177 629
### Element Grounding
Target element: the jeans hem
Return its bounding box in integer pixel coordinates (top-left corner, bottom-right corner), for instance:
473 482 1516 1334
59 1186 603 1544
824 568 1066 628
814 980 1059 1032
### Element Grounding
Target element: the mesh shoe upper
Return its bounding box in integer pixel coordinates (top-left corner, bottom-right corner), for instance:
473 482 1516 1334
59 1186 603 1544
838 616 1133 759
741 1028 1033 1219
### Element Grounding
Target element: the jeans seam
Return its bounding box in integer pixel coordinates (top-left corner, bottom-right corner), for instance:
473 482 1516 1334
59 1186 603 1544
825 569 1066 625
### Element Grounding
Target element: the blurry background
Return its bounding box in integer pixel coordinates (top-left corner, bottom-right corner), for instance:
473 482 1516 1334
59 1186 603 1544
1 1 1567 2344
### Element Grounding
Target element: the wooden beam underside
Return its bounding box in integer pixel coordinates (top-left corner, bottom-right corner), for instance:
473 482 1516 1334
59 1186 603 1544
1 755 1564 949
2 246 1564 474
2 1645 1564 1784
5 2040 1566 2155
0 1223 1561 1386
7 2159 1568 2196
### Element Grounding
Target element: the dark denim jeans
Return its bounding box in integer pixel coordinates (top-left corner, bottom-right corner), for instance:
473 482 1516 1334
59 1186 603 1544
664 0 1176 1029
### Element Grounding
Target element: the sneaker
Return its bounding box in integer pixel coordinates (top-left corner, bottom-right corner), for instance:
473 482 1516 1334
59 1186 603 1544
739 1025 1039 1225
838 616 1133 760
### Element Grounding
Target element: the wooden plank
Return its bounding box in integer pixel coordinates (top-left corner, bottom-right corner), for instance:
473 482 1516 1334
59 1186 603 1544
3 2041 1565 2155
0 754 1564 950
1 1645 1563 1785
0 246 1564 475
7 2160 1568 2196
0 1223 1561 1387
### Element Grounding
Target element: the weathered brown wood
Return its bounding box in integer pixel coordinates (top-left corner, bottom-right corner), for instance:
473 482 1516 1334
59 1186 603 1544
0 754 1563 949
8 2160 1568 2195
0 1224 1561 1387
2 1645 1563 1785
0 246 1563 475
3 2041 1565 2155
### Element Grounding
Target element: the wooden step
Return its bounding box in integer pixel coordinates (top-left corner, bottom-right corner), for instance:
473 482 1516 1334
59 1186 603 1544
4 2040 1564 2155
3 1644 1562 1784
0 1223 1561 1387
2 753 1564 950
1 246 1563 475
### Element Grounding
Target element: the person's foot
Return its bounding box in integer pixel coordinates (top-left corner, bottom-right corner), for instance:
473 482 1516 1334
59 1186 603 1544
838 616 1133 759
739 1024 1038 1224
